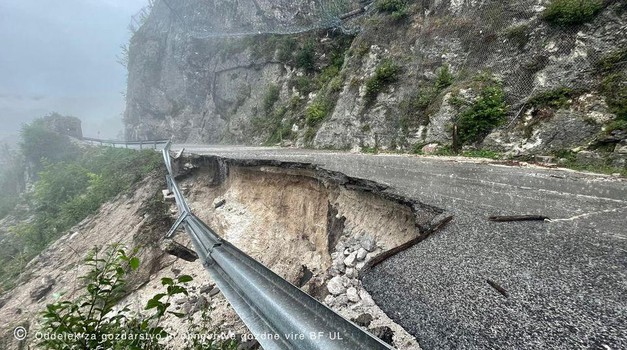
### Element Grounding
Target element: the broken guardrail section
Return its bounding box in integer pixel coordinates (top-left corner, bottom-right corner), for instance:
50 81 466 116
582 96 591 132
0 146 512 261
161 141 393 350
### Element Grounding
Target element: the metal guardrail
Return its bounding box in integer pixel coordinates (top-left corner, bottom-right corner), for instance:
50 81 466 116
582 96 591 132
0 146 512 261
83 137 170 150
161 141 394 350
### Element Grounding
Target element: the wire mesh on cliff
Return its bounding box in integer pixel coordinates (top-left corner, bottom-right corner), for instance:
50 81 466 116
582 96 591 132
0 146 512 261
132 0 369 37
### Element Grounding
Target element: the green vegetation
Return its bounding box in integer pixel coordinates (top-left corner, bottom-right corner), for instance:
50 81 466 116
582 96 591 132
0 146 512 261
375 0 409 20
527 87 576 109
365 60 401 103
462 149 501 159
306 100 332 127
400 64 455 131
596 49 627 132
434 65 454 91
262 85 280 114
0 147 24 218
247 32 353 145
21 118 81 172
454 80 508 145
361 146 379 154
542 0 604 26
551 149 627 176
38 245 238 350
296 40 316 72
0 120 163 292
504 24 530 50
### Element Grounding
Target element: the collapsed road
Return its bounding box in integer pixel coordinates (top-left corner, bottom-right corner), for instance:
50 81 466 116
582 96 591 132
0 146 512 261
174 144 627 349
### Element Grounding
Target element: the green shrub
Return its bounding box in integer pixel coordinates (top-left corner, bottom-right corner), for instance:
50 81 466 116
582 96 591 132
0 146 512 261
296 40 316 72
293 76 317 95
0 148 24 219
262 85 280 114
600 72 627 122
594 49 627 131
20 118 81 172
400 64 454 129
542 0 603 26
435 65 454 91
37 245 239 350
303 127 318 143
306 100 331 126
375 0 409 19
596 48 627 72
277 36 298 62
527 87 576 109
0 146 162 292
365 60 401 102
504 24 530 50
456 83 508 144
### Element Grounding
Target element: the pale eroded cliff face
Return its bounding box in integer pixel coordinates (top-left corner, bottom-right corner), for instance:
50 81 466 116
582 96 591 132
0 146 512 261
124 0 626 165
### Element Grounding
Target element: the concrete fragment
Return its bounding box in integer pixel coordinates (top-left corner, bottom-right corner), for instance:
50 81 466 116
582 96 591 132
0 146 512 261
335 294 349 307
347 287 360 303
327 276 347 295
361 236 376 252
352 313 374 327
344 252 357 267
332 258 346 273
207 287 221 298
162 189 175 201
359 290 375 306
199 283 216 294
356 248 367 261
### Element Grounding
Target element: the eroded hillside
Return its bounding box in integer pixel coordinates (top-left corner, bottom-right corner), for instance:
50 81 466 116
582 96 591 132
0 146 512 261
1 152 449 349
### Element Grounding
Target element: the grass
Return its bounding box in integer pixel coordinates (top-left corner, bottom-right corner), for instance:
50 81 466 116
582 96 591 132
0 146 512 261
263 85 280 114
542 0 604 26
306 100 332 127
527 87 577 109
361 146 379 154
596 49 627 132
551 149 627 176
504 24 530 50
375 0 409 20
462 149 501 159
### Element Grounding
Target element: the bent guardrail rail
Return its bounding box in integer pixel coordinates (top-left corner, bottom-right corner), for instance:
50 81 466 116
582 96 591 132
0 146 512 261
161 141 394 350
83 137 170 149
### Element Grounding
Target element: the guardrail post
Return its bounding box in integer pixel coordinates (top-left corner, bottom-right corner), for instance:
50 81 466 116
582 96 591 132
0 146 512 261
140 142 143 150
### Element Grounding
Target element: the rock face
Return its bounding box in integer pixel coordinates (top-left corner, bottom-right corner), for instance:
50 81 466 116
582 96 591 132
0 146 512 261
125 0 626 162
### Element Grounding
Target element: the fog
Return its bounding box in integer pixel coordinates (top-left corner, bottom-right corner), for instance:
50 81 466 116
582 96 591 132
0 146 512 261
0 0 148 142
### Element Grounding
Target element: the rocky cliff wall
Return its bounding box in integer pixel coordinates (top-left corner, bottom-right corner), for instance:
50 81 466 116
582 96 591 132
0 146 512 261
124 0 626 165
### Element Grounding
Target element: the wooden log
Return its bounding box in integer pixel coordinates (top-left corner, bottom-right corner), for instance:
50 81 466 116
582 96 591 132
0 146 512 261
486 279 509 298
360 215 453 274
488 215 549 222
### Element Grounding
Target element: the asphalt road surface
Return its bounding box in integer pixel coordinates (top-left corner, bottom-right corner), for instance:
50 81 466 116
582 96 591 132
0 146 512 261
176 144 627 350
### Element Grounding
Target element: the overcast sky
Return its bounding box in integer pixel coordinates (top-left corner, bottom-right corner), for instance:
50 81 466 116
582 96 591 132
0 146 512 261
0 0 148 141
